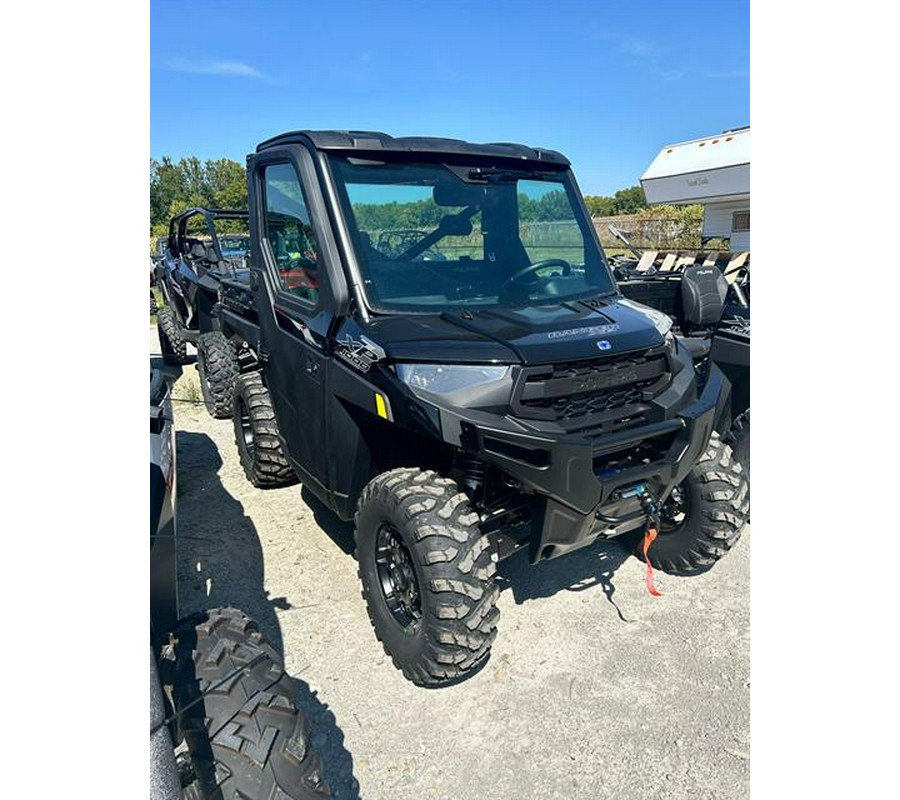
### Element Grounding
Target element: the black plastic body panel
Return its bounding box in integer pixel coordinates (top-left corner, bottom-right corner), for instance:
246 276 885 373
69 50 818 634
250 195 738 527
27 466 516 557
710 324 750 417
257 129 569 166
150 369 177 651
424 361 729 562
617 277 683 319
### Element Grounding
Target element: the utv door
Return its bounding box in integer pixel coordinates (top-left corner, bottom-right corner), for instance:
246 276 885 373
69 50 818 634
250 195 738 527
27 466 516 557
249 147 346 494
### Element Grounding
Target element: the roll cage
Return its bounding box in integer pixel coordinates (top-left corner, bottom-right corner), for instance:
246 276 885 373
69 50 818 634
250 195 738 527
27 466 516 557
166 207 250 264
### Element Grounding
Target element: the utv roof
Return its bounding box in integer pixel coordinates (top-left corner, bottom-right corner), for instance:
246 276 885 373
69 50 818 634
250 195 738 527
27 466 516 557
256 130 570 166
170 207 249 221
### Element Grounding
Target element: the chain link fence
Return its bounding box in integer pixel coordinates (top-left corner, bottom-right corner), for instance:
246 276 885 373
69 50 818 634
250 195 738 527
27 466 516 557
592 214 708 251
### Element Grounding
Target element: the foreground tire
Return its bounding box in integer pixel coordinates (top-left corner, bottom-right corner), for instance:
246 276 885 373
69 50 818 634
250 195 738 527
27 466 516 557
157 307 190 365
162 607 329 800
198 332 240 419
725 409 750 481
633 432 748 576
355 468 500 687
232 373 297 488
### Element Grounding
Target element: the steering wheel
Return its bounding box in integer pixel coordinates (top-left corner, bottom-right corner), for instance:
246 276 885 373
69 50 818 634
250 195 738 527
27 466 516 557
498 259 572 295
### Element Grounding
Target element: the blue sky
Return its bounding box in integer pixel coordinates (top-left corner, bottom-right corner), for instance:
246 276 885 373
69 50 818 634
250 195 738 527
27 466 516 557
151 0 748 196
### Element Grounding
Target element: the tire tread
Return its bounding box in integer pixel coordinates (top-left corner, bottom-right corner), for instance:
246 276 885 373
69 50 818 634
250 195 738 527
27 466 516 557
355 468 499 687
162 607 329 799
198 332 240 419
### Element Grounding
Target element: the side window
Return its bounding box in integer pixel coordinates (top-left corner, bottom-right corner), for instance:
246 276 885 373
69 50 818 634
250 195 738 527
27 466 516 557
262 162 321 304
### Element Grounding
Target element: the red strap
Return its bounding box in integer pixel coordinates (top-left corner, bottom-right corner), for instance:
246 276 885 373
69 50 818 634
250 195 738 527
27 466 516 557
642 527 662 597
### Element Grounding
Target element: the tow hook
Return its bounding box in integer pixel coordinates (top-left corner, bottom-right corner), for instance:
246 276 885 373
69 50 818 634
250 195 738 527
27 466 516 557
634 487 662 597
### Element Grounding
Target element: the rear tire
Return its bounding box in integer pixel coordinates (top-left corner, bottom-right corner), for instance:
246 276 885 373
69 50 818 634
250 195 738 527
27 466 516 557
157 307 190 365
355 468 500 687
162 607 329 800
725 409 750 481
632 432 748 576
197 332 240 419
232 372 297 488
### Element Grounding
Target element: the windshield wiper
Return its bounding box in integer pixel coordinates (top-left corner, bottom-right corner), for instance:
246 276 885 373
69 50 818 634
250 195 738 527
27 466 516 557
578 289 618 307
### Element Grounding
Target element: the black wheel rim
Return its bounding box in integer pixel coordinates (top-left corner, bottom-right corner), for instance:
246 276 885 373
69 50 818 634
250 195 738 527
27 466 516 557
238 397 254 455
659 483 690 534
375 523 422 630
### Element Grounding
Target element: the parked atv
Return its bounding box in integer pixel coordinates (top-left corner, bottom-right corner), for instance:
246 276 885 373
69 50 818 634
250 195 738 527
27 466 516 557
609 226 750 479
150 367 329 799
154 208 250 418
376 229 448 261
214 130 748 687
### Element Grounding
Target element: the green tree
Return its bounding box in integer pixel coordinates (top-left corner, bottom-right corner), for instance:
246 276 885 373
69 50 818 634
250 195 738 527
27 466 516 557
207 158 247 209
180 156 210 204
150 157 187 229
150 156 249 234
610 185 647 215
629 204 703 249
583 195 615 217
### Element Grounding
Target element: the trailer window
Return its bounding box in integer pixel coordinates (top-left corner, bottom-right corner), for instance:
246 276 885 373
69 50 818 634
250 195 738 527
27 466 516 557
262 162 321 304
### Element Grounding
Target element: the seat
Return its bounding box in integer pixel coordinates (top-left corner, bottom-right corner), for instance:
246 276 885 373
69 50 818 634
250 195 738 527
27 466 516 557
723 252 749 285
674 254 699 272
657 253 678 272
634 249 659 273
681 263 729 326
204 246 220 266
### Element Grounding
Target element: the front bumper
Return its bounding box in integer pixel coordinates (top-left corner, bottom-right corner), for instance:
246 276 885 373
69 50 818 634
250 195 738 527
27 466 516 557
436 362 731 562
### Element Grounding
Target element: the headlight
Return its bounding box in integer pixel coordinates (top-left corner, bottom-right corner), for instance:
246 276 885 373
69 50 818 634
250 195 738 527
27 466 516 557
618 298 674 337
395 364 510 394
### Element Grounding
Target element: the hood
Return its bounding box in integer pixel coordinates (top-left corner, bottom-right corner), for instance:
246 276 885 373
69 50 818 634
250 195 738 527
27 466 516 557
357 297 665 364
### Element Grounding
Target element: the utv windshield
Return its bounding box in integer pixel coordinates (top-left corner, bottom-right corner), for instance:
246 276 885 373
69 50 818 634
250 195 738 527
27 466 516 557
218 234 250 255
329 156 615 313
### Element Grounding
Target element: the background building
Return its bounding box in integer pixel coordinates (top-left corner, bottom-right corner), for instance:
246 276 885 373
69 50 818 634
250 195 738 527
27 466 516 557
641 126 749 251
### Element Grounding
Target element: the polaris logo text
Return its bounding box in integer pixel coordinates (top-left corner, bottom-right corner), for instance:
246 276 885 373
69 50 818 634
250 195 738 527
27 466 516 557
546 323 619 340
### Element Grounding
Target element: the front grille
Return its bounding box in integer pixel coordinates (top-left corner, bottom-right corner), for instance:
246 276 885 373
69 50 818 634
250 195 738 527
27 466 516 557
551 382 648 419
512 347 670 432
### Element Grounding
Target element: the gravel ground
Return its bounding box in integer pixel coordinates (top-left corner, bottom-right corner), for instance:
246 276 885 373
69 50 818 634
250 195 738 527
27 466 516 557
151 323 749 800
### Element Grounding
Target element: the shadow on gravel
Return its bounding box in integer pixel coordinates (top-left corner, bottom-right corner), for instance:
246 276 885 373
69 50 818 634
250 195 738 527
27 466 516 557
300 487 356 556
175 431 358 796
175 431 288 653
496 538 634 623
292 679 360 800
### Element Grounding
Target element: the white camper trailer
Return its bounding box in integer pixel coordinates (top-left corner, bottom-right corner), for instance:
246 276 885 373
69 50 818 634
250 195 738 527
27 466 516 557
640 127 750 252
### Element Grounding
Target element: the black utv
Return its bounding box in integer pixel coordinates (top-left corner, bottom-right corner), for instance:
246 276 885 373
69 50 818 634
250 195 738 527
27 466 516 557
210 130 749 687
154 207 250 417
